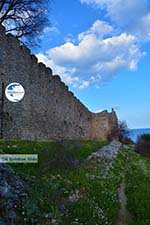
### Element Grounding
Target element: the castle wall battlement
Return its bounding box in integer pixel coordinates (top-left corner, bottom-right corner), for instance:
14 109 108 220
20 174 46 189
0 25 118 141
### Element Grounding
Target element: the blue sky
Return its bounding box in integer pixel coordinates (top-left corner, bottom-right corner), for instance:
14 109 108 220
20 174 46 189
36 0 150 129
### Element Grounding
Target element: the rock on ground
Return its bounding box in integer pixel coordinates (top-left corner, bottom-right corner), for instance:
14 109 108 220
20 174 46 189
87 140 122 162
86 140 122 175
0 155 26 224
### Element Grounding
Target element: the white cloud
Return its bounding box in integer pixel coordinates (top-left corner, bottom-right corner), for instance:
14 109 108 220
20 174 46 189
37 13 146 89
80 0 150 42
94 109 104 113
80 0 148 20
79 81 90 89
78 20 113 40
43 26 59 34
130 14 150 42
49 32 137 70
64 33 76 43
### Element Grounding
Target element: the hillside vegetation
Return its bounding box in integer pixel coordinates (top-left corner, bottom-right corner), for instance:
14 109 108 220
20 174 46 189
0 140 150 224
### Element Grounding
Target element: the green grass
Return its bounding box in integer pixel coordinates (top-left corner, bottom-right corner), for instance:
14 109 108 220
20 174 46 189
5 140 150 225
79 140 109 160
0 139 112 224
0 139 108 175
64 149 127 225
18 149 126 225
136 133 150 157
125 149 150 225
0 139 128 225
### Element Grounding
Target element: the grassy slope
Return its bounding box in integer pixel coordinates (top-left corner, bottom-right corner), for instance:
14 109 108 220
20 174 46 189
65 149 127 225
1 140 150 225
125 149 150 225
0 140 108 174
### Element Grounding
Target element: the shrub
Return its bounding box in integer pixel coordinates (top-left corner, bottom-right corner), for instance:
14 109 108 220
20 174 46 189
108 120 133 144
44 140 81 168
136 134 150 157
117 121 129 141
41 140 108 169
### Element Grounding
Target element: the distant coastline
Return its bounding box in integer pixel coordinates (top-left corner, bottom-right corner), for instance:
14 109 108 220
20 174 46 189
129 128 150 143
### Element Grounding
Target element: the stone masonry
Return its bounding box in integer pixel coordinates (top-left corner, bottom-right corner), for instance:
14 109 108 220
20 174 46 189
0 25 118 141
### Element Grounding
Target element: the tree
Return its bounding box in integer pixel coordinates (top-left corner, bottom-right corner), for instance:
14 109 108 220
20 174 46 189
136 134 150 157
118 120 129 138
117 120 133 144
0 0 50 46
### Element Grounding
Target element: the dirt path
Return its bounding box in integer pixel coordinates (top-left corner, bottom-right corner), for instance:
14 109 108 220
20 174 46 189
116 178 131 225
116 147 132 225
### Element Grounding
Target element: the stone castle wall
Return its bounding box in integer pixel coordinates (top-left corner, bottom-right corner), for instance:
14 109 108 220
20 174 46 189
0 25 118 141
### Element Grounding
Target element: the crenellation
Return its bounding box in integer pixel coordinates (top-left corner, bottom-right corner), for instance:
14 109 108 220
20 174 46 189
60 81 67 89
68 91 74 97
64 85 69 91
45 67 53 77
30 54 38 64
6 33 20 48
0 25 6 35
20 45 31 56
38 62 47 71
53 75 61 82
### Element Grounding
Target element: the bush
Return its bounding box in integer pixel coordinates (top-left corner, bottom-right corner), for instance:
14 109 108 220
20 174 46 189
44 140 81 168
136 134 150 157
41 140 108 169
108 120 133 144
117 121 129 141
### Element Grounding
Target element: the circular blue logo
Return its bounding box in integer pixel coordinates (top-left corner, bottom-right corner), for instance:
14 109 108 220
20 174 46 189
5 83 25 102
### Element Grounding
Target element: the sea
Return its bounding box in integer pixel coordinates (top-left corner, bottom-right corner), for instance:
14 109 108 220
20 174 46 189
129 128 150 143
